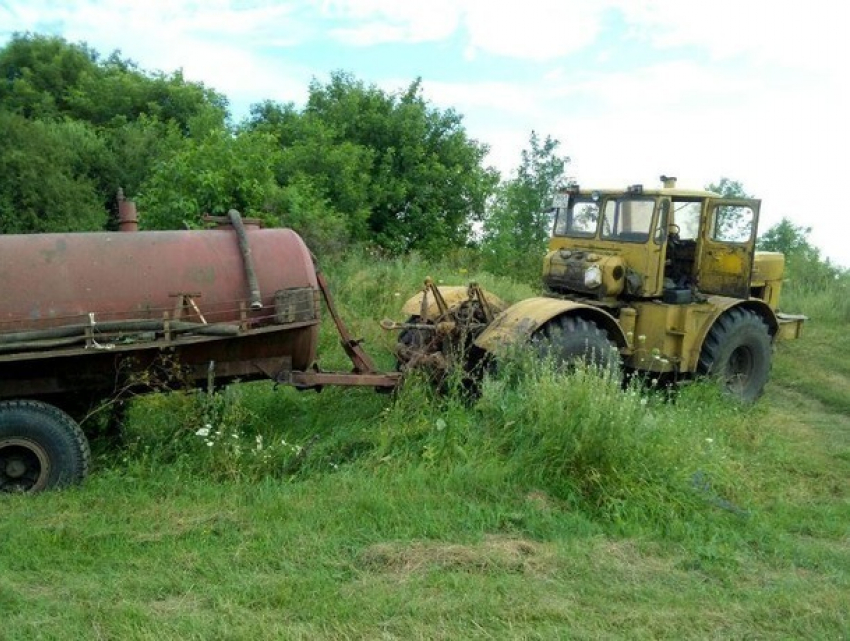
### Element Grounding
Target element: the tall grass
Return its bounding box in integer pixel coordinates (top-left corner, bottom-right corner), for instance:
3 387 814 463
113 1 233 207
4 249 849 638
113 247 795 534
119 350 763 544
779 254 850 323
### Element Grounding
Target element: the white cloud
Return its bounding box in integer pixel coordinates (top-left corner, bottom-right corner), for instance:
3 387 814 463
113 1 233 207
615 0 850 73
0 0 314 111
321 0 609 59
2 0 307 47
461 0 605 61
322 0 459 44
420 79 544 120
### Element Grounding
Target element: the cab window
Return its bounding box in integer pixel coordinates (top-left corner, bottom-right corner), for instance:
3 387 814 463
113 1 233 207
553 197 599 238
711 204 755 243
671 200 701 240
601 197 655 242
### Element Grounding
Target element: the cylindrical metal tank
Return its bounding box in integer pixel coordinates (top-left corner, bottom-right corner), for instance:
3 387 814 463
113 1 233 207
0 226 319 370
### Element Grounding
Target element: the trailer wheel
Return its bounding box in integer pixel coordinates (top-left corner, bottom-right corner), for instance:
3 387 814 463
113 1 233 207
698 308 772 402
534 316 620 372
0 400 91 493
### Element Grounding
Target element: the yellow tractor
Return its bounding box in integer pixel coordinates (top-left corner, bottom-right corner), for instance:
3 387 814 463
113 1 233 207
387 176 806 401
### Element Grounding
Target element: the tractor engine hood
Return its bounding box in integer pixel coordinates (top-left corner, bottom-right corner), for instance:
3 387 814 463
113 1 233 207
543 249 626 298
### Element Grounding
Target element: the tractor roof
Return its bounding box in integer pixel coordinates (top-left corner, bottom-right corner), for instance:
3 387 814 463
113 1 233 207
573 186 721 199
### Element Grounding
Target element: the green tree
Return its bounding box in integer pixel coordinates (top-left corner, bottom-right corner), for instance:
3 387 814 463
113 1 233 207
248 100 375 243
0 33 227 130
757 217 844 285
706 177 752 199
757 218 818 259
481 131 569 280
137 117 282 230
247 72 498 253
0 34 229 232
0 111 107 233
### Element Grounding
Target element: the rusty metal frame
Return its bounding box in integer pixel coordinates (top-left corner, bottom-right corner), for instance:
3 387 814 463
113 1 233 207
314 268 380 375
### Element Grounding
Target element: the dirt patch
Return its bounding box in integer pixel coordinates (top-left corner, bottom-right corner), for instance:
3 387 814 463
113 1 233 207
357 534 553 576
148 593 204 616
132 511 241 543
590 538 682 582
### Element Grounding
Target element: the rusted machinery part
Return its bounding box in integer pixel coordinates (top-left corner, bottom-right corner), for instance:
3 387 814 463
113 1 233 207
393 296 492 379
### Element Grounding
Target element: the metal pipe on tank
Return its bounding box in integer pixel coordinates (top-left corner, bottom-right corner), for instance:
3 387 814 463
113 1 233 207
228 209 263 310
116 188 139 232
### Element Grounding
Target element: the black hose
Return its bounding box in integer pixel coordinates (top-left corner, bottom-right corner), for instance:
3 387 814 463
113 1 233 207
0 320 240 352
228 209 263 310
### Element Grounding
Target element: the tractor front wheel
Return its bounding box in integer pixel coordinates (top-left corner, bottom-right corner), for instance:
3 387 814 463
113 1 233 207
533 316 620 372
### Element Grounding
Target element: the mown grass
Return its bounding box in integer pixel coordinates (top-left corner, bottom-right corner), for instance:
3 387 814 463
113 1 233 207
1 252 848 639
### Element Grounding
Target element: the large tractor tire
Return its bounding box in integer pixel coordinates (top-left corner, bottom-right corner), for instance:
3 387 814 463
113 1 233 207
0 400 91 493
698 308 772 402
533 316 620 372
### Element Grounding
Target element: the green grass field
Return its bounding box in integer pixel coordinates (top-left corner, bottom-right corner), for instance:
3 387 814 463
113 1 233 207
2 254 848 640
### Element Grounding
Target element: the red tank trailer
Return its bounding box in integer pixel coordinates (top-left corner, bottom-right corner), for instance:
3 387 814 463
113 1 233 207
0 198 399 492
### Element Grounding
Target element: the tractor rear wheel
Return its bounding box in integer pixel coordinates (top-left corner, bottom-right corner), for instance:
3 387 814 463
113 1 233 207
533 316 620 372
0 400 91 493
698 308 772 402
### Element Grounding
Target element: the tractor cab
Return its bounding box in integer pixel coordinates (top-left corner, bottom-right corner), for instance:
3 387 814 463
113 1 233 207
543 176 762 305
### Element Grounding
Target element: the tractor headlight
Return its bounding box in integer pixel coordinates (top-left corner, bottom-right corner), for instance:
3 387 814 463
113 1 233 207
584 265 603 289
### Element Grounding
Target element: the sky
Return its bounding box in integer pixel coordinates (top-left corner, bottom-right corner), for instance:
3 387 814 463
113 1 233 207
2 0 848 267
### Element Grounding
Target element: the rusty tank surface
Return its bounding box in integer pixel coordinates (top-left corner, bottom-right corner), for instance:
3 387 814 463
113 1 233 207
0 214 321 400
0 197 399 493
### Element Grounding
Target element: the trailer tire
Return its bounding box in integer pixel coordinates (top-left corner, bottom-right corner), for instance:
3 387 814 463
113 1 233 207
534 316 620 372
0 400 91 493
698 308 772 403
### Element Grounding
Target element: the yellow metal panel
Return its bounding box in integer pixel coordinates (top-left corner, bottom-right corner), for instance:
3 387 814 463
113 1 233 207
716 252 743 274
751 252 786 309
633 303 713 373
473 297 624 353
752 252 785 284
624 298 768 374
546 238 665 297
777 314 807 340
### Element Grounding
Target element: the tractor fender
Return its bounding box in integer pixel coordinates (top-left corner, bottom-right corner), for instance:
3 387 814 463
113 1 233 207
473 297 628 354
401 286 508 321
686 296 780 372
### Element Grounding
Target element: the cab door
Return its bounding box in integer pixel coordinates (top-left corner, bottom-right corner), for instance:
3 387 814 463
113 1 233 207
695 198 760 298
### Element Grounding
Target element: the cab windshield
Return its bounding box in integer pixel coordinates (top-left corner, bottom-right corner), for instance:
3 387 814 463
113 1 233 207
553 194 658 242
601 197 656 242
553 195 600 238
